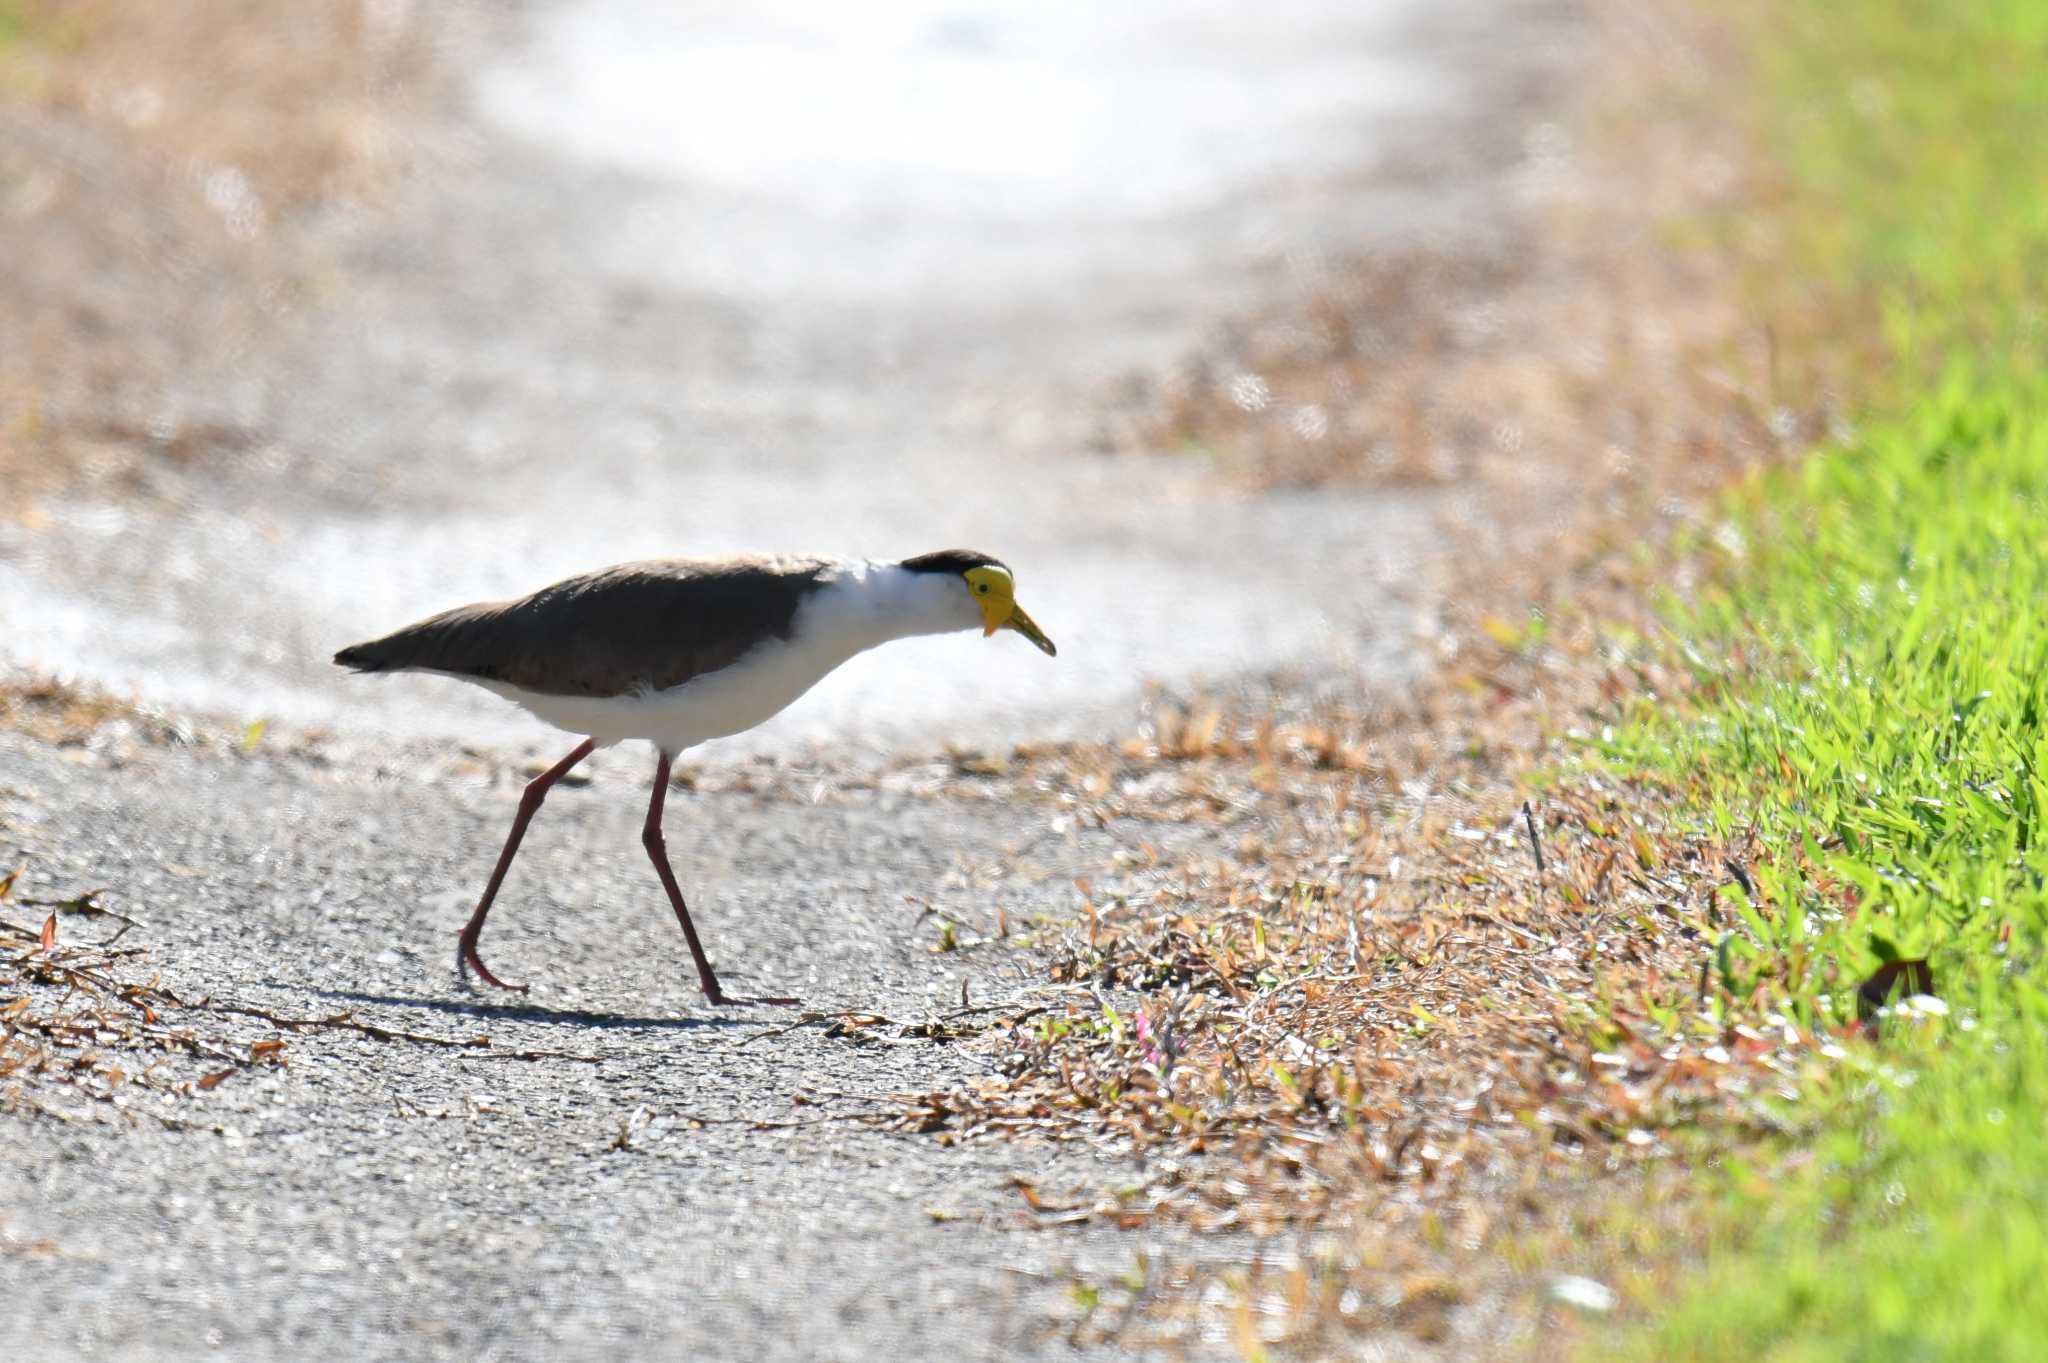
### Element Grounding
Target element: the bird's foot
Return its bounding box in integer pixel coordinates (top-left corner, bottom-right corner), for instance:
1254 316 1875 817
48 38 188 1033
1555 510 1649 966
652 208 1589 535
456 936 530 994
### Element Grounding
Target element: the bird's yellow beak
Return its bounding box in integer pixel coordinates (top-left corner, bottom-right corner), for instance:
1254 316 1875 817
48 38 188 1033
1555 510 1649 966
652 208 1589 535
1002 602 1057 656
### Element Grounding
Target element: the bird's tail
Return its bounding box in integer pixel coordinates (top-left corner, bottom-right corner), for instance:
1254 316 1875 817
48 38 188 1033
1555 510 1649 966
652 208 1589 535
333 640 394 673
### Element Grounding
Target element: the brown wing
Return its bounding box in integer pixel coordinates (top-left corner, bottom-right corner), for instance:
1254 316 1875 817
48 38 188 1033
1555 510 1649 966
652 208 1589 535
333 556 833 698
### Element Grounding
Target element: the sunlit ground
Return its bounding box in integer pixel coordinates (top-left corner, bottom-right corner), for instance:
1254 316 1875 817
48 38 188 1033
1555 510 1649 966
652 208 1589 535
5 0 2040 1358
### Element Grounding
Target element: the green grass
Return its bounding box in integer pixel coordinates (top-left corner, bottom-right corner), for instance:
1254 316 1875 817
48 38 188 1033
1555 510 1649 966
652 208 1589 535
1744 0 2048 398
1603 376 2048 1363
1591 1 2048 1358
1616 1029 2048 1363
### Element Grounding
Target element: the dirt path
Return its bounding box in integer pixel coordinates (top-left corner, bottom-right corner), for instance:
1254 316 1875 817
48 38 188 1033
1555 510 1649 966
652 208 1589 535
1 3 1574 1358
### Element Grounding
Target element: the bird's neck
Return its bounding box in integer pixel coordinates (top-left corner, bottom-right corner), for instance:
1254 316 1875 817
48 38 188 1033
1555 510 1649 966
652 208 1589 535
805 561 971 651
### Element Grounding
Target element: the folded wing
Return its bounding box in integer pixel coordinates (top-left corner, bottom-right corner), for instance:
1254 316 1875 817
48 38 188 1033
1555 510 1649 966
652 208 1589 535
334 556 833 698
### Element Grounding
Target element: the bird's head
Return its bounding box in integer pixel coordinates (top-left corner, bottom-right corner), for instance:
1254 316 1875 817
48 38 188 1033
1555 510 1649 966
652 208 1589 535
898 549 1057 656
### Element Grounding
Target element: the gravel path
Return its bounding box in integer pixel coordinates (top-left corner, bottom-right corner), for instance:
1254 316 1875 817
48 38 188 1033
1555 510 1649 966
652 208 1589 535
1 738 1192 1360
1 2 1572 1357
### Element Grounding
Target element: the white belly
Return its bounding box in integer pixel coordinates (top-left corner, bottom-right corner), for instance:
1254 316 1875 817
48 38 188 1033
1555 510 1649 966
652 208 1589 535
475 630 865 753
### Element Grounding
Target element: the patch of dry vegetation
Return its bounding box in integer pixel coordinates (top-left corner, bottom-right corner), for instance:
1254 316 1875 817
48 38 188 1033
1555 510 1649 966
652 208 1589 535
875 637 1775 1352
0 668 198 751
0 865 610 1130
0 863 291 1130
1099 5 1813 532
0 0 440 509
841 2 1817 1352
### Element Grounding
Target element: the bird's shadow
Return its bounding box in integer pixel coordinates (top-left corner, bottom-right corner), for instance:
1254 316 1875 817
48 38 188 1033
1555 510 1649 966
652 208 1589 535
309 986 748 1031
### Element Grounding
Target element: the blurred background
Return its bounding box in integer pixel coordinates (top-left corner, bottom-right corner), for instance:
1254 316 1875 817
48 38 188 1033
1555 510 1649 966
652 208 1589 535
1 0 1567 758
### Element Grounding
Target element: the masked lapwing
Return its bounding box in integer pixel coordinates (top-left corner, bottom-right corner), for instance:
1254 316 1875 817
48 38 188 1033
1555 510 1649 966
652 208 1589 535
335 549 1056 1004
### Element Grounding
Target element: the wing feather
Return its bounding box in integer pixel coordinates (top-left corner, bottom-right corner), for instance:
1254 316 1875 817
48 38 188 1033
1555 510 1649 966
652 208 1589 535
334 556 833 697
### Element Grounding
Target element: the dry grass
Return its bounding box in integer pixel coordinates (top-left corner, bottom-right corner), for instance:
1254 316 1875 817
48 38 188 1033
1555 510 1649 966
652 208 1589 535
0 882 285 1130
0 946 221 1129
0 668 201 751
866 632 1778 1352
0 868 609 1129
796 1 1815 1352
1098 5 1812 525
0 0 441 509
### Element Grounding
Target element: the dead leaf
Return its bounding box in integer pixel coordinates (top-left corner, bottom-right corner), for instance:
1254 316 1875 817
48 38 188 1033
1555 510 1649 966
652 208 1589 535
1013 1179 1083 1214
1588 846 1620 897
38 913 56 951
197 1068 234 1090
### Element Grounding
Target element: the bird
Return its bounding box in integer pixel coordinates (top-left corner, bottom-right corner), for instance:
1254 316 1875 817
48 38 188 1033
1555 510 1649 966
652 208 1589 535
334 548 1056 1004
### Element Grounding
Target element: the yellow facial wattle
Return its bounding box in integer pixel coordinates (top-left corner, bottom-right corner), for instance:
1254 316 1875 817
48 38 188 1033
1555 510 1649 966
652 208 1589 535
964 564 1056 656
964 565 1013 635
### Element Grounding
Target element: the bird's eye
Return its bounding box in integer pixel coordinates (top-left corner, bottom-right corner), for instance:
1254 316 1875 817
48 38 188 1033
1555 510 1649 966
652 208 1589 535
976 583 989 594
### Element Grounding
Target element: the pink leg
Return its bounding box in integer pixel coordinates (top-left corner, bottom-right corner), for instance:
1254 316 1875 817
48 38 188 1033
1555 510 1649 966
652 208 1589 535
644 750 797 1006
456 738 596 991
